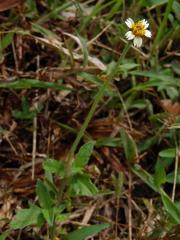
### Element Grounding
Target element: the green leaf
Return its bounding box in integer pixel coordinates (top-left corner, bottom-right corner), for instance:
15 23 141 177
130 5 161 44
173 1 180 20
146 227 166 239
166 168 180 184
44 177 57 195
119 62 139 71
78 72 103 86
154 159 166 188
0 32 14 51
10 205 43 229
159 148 177 158
120 128 138 162
106 0 123 19
145 0 168 7
130 70 180 90
114 172 124 197
74 141 96 169
161 190 180 224
32 23 57 38
76 33 89 66
166 86 180 101
25 0 38 18
43 159 65 177
171 60 180 75
36 180 53 209
71 173 98 196
47 2 73 19
0 79 71 90
138 136 158 152
132 165 158 192
96 137 122 147
56 213 71 222
0 231 10 240
66 223 110 240
41 208 55 226
129 99 147 110
12 109 35 120
12 96 37 120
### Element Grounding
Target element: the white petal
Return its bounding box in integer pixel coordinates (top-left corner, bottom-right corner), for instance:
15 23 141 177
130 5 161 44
125 31 135 40
133 37 142 48
141 19 149 29
145 30 152 38
125 18 134 28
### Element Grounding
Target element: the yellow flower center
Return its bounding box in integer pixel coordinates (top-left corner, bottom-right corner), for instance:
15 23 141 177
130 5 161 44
132 21 145 37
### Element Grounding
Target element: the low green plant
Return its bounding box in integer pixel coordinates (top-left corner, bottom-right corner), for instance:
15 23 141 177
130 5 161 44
1 141 109 240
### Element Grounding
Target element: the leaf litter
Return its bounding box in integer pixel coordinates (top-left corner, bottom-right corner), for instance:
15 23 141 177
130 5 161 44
0 1 180 239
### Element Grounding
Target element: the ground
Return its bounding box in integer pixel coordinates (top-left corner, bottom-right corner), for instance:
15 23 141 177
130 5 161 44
0 0 180 239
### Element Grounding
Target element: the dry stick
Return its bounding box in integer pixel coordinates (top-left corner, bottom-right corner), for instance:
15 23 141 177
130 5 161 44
171 134 179 202
115 172 124 238
32 107 37 180
115 192 120 238
87 23 112 46
17 229 22 240
12 39 19 72
32 56 40 180
5 136 18 155
128 170 132 240
75 23 112 53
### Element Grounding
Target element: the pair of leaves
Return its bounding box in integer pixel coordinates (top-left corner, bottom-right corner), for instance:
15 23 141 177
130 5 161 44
10 180 66 229
44 141 98 196
11 180 55 229
44 141 95 176
71 141 98 196
10 179 105 238
10 207 109 240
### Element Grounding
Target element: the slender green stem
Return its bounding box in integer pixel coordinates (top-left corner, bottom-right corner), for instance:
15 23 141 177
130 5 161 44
56 43 130 203
68 43 130 166
68 84 106 164
51 43 130 239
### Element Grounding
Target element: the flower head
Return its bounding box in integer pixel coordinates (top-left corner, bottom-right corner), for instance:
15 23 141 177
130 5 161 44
125 18 152 48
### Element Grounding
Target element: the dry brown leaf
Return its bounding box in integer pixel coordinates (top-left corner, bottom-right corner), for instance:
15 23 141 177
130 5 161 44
33 36 106 71
0 0 23 11
161 99 180 115
0 195 17 228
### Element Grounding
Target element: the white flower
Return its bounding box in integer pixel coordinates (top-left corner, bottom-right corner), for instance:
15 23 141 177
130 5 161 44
125 18 152 47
